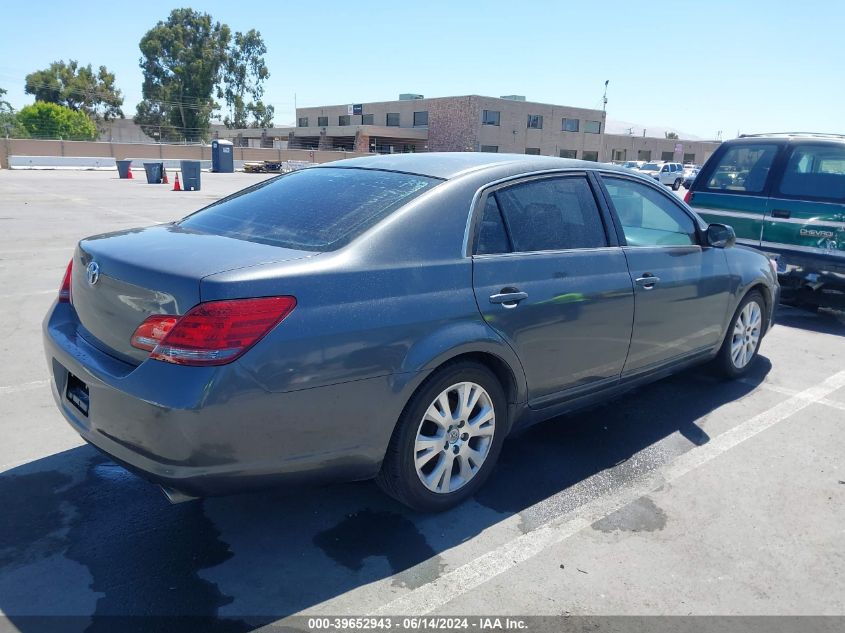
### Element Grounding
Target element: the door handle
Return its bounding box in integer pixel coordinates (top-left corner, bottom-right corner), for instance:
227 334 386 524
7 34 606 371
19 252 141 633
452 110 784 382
771 209 791 219
635 275 661 289
489 291 528 308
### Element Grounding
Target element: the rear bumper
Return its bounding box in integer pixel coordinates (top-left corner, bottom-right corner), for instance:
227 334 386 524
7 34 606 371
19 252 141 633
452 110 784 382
43 302 398 497
769 249 845 309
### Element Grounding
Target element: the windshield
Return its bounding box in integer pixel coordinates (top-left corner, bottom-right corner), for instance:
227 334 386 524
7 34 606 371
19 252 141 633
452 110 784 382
179 167 440 251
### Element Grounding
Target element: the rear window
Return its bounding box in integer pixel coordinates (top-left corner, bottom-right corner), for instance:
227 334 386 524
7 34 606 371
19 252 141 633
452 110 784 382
777 144 845 202
179 168 439 251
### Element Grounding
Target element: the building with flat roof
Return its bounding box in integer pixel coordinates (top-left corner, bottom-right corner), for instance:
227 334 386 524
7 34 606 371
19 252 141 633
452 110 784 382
220 94 722 165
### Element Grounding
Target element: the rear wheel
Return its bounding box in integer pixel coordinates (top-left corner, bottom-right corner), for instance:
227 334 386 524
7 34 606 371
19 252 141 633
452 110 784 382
714 291 765 378
672 178 682 191
376 361 506 512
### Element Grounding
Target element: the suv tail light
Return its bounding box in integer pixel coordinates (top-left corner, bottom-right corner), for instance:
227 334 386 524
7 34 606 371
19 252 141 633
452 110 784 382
683 189 693 204
58 260 73 303
130 296 296 366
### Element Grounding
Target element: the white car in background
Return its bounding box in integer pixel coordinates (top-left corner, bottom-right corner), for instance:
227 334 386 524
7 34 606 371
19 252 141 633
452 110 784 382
639 162 685 190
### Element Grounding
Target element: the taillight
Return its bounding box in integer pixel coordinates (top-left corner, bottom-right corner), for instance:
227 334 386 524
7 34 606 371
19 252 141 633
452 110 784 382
58 260 73 303
683 189 693 204
130 296 296 366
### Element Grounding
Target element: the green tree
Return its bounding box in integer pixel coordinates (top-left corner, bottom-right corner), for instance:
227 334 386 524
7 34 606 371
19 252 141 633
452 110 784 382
0 87 11 113
16 102 98 140
220 29 274 129
24 60 124 121
135 8 231 142
135 8 274 141
0 87 26 138
665 131 679 140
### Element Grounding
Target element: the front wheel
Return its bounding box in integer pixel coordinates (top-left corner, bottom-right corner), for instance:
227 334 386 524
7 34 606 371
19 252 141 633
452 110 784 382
376 361 506 512
713 291 766 378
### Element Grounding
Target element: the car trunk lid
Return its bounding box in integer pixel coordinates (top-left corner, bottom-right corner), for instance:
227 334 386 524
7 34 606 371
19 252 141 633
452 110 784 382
72 224 315 364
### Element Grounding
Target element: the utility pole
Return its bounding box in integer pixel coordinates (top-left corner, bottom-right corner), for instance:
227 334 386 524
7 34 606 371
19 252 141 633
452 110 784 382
600 80 609 162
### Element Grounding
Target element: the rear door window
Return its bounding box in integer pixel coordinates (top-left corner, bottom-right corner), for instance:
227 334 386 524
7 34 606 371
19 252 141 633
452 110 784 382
493 177 608 252
474 195 510 255
179 168 439 251
777 144 845 202
703 144 778 193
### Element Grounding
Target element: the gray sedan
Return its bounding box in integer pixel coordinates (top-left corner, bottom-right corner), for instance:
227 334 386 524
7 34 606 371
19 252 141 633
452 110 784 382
43 153 778 512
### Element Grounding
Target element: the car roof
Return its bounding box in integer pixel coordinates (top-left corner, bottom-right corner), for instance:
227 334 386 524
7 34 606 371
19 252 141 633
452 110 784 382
317 152 632 180
735 132 845 144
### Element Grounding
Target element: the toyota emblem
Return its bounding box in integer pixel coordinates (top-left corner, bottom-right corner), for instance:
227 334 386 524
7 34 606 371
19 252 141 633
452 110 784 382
86 261 100 286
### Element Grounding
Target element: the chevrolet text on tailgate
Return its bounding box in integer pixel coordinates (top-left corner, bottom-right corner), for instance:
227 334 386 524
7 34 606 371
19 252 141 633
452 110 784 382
687 133 845 311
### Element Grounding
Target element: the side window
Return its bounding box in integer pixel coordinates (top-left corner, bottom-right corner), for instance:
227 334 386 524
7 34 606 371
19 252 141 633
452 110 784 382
494 177 608 252
603 177 697 247
474 196 510 255
704 143 778 193
777 144 845 202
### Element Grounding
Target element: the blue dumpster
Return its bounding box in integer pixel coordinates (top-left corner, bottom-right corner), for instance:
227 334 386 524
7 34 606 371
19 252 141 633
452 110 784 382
180 160 201 191
116 160 132 179
142 162 163 184
211 139 234 173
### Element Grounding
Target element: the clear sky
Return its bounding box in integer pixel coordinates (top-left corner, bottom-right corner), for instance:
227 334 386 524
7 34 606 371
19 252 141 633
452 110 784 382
1 0 842 139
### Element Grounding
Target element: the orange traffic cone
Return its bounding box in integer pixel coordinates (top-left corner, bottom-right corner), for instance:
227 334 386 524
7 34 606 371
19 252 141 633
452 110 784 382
161 167 169 185
127 166 133 179
172 173 181 192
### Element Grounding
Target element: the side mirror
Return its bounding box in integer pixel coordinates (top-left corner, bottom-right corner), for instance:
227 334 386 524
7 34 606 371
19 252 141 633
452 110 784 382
706 223 736 248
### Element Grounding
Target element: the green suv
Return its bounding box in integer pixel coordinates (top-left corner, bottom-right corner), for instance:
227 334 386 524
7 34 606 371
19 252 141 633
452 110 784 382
687 133 845 310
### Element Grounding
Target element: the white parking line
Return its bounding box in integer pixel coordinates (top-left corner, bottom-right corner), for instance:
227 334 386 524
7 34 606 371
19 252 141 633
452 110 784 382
0 379 49 395
0 289 55 300
739 378 845 413
372 369 845 616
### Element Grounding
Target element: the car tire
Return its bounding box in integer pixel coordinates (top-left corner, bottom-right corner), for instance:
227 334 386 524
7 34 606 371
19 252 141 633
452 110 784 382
376 361 507 512
672 178 682 191
713 290 766 379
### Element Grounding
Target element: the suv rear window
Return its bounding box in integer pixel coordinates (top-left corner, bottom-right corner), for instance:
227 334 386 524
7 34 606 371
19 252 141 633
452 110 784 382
777 144 845 202
703 144 778 193
179 168 439 251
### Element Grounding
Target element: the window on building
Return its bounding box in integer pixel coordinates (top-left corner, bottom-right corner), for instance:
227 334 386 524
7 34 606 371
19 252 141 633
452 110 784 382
585 120 602 134
661 151 674 162
480 145 499 153
777 144 845 201
637 150 652 161
562 118 580 132
494 177 608 252
525 148 541 155
298 117 309 127
560 149 577 159
527 114 543 129
582 151 599 162
361 114 374 125
612 149 627 162
603 177 697 247
317 116 328 127
386 113 400 126
413 111 428 127
683 153 696 164
482 110 500 126
338 115 350 126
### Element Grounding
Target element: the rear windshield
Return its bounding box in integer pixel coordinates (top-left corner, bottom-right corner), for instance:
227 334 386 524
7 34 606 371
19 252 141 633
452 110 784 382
179 167 440 251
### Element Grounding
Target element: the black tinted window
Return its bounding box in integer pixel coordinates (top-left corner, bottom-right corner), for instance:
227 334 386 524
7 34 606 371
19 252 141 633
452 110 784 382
180 168 439 251
704 143 778 193
495 177 607 252
777 144 845 201
475 196 510 255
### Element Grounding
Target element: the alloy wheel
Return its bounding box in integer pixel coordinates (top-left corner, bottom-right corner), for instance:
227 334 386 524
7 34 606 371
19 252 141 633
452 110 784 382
413 381 496 494
730 300 762 369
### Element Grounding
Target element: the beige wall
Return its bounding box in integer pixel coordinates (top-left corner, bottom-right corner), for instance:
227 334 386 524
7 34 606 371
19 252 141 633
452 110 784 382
603 134 720 165
0 139 368 169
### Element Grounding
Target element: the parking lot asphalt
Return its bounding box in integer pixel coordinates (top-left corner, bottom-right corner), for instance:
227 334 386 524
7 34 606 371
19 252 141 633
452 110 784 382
0 170 843 630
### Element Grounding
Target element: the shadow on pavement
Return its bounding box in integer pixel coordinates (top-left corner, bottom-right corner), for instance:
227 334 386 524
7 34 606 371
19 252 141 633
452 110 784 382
776 305 845 336
0 359 771 632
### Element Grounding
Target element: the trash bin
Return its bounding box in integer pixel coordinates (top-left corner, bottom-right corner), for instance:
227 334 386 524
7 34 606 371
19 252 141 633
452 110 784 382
211 139 234 173
143 162 164 184
116 160 132 179
180 160 201 191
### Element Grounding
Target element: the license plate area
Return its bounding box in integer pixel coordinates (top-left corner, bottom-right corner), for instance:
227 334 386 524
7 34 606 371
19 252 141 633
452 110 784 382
66 373 89 416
